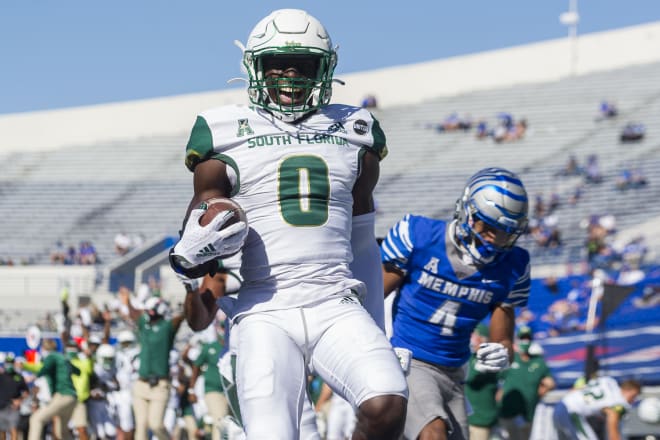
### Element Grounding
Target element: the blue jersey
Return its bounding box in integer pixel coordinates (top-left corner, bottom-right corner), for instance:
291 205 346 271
381 215 530 367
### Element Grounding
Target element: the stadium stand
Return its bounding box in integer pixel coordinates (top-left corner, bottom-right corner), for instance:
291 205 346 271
1 61 659 271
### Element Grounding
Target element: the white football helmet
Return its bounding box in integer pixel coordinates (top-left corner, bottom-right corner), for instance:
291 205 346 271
117 330 136 346
96 343 116 370
241 9 337 122
144 296 169 320
454 167 528 264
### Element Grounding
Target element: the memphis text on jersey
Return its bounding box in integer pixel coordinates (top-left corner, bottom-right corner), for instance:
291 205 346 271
419 257 493 304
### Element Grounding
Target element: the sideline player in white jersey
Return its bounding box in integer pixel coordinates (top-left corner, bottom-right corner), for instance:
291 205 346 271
113 330 140 440
88 344 119 440
170 8 407 439
553 376 641 440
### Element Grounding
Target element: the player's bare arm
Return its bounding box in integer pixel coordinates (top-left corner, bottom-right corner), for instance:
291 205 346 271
383 264 404 297
489 304 516 358
189 159 233 218
603 407 623 440
184 273 225 331
352 149 380 216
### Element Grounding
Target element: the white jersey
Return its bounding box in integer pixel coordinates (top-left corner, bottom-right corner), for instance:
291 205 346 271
115 346 140 390
562 376 630 417
185 104 387 316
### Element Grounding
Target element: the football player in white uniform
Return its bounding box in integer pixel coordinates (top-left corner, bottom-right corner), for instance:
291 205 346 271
88 344 118 440
113 330 140 440
553 376 641 440
170 8 407 440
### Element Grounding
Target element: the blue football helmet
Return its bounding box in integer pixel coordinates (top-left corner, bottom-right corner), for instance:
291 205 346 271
454 167 528 264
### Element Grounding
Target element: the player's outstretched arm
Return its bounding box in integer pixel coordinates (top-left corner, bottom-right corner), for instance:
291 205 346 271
603 407 623 440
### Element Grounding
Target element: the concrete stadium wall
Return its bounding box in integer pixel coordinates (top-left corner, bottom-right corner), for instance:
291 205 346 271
0 266 98 310
1 21 659 154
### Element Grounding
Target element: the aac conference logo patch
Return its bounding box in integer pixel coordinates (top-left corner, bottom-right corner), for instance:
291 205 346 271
353 119 369 135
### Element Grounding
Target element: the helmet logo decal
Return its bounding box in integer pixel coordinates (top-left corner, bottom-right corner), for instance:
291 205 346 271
237 119 255 137
353 120 369 135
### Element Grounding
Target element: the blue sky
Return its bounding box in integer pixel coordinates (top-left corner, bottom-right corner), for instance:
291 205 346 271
2 1 660 115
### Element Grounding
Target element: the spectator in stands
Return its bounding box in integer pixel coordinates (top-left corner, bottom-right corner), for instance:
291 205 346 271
114 231 133 256
465 324 499 440
553 377 640 440
533 194 546 219
78 241 98 265
568 184 584 205
620 236 648 270
529 216 562 249
360 94 378 109
431 112 473 133
475 120 490 139
492 123 508 143
558 154 584 177
585 215 617 270
584 154 603 184
541 297 583 336
497 112 514 130
119 291 184 440
634 285 660 309
65 245 78 265
506 118 528 141
548 192 560 214
50 240 68 264
498 326 555 440
596 100 618 121
620 122 646 143
617 167 648 191
27 338 79 440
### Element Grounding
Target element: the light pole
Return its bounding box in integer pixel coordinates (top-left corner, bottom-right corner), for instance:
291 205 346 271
559 0 580 76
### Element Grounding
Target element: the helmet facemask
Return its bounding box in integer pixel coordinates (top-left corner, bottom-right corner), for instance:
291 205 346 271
245 47 335 122
454 168 528 265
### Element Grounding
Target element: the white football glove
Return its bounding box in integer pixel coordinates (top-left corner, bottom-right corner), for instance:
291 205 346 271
474 342 510 373
172 208 248 268
393 347 412 376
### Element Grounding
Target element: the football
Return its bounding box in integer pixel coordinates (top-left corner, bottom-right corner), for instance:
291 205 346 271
198 197 247 229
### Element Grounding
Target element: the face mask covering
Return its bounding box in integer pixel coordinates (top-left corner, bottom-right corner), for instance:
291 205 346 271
518 341 531 354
